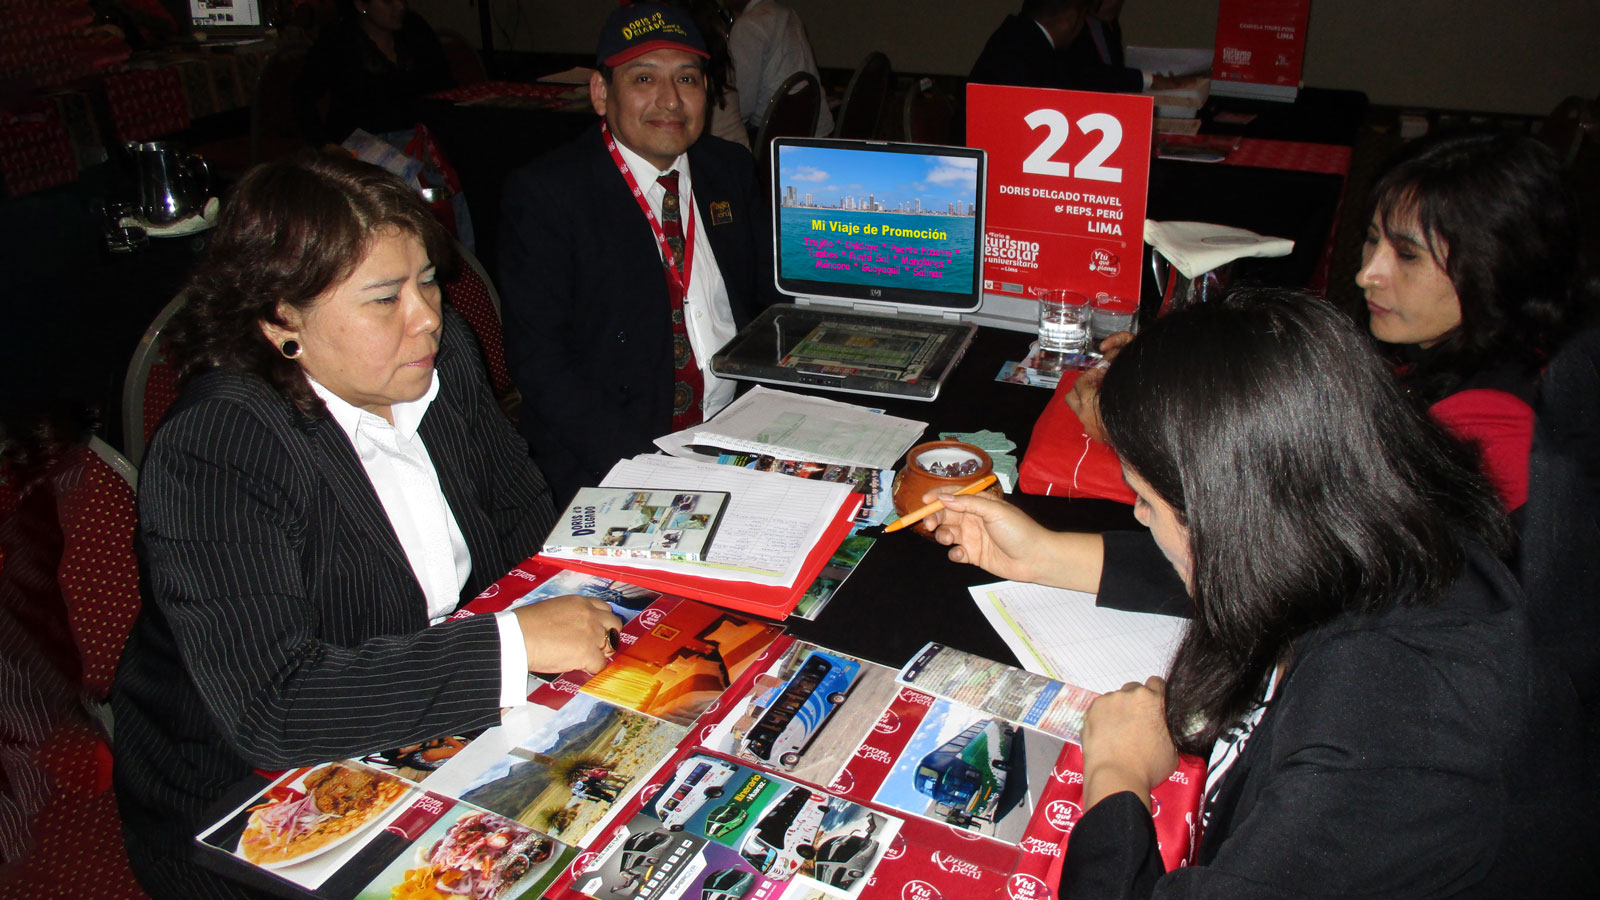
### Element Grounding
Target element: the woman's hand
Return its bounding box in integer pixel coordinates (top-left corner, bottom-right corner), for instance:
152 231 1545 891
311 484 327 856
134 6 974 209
1065 331 1135 445
921 491 1056 583
514 595 624 675
1081 675 1179 812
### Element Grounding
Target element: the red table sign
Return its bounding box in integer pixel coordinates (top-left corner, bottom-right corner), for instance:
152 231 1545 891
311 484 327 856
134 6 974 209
966 84 1153 308
1210 0 1311 100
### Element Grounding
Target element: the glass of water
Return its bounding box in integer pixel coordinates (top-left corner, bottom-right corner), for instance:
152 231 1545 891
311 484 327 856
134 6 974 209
1090 294 1139 344
1035 288 1090 372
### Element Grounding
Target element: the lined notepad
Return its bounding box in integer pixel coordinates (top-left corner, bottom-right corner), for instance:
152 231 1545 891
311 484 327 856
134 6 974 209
971 581 1186 694
597 455 854 587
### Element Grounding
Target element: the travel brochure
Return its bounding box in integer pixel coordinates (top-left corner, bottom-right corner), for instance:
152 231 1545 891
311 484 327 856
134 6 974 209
543 488 731 563
197 576 1207 900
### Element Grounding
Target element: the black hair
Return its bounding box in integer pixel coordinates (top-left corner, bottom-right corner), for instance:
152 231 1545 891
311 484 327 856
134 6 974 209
1100 288 1510 754
1022 0 1095 20
1367 130 1587 403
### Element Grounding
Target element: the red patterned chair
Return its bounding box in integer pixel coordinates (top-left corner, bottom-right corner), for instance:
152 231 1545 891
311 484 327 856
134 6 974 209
443 240 519 420
121 291 186 468
0 437 148 898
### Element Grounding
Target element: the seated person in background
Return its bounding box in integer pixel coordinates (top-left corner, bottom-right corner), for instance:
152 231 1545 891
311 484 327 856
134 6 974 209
110 153 621 899
666 0 752 149
499 1 778 505
970 0 1191 94
292 0 453 146
1073 130 1588 515
725 0 834 136
926 291 1585 898
1062 0 1194 93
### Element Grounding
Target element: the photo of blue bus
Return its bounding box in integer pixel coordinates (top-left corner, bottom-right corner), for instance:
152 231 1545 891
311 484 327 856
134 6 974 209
911 718 1015 824
742 651 861 769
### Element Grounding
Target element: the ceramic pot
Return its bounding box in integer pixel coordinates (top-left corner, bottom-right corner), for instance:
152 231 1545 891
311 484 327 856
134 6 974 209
891 440 1000 527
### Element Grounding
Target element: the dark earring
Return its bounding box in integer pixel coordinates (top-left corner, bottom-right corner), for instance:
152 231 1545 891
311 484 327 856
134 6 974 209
280 339 302 359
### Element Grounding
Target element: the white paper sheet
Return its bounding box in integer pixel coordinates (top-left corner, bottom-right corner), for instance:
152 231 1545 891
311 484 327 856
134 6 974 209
655 386 927 470
970 581 1186 694
591 454 854 586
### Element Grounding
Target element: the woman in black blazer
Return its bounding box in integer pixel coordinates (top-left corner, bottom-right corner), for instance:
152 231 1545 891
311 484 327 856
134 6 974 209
921 291 1586 897
110 153 622 899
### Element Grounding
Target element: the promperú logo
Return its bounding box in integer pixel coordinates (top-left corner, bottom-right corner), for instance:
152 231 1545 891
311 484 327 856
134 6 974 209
1048 766 1082 786
929 851 982 879
902 880 942 900
873 710 901 734
856 746 894 765
1043 800 1082 832
1020 836 1064 858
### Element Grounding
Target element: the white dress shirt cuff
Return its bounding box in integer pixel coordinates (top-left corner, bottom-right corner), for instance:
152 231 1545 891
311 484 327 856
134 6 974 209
1142 70 1155 90
493 610 531 708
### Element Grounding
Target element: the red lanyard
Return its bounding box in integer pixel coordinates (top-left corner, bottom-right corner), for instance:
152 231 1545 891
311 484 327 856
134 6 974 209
602 120 696 297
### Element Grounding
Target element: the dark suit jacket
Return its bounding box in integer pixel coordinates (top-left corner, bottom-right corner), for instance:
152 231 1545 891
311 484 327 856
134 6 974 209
110 313 554 897
1062 17 1144 93
969 14 1142 94
1061 543 1587 899
498 124 778 504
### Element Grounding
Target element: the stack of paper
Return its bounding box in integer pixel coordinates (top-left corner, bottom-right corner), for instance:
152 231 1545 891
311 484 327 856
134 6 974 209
655 386 927 470
580 454 856 588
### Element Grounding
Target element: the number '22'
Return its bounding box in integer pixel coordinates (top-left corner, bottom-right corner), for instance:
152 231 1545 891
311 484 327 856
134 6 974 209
1020 110 1123 183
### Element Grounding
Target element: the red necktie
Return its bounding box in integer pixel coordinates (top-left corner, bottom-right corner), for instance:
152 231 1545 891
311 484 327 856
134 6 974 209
658 171 703 430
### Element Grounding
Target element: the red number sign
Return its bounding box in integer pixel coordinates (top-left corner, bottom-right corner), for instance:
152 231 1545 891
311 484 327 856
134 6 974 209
966 84 1153 305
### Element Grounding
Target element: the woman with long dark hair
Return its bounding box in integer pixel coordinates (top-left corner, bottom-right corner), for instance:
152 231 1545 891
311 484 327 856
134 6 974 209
925 291 1583 896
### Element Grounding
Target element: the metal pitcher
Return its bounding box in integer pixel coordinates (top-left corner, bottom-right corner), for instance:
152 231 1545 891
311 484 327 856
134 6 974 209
126 141 211 225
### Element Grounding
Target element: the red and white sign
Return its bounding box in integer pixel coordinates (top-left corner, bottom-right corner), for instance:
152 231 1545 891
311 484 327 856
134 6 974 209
1211 0 1311 95
967 84 1152 306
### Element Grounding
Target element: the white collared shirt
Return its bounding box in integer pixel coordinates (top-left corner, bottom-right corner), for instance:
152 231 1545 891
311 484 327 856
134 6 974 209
310 374 528 708
614 139 739 420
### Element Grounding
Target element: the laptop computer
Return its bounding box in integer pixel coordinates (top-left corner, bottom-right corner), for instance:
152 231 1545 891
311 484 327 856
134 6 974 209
711 138 986 402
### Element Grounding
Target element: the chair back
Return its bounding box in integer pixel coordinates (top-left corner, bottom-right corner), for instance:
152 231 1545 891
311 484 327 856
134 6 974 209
754 71 821 200
122 291 187 469
902 80 957 145
56 438 140 699
437 30 488 87
442 240 517 403
834 52 891 139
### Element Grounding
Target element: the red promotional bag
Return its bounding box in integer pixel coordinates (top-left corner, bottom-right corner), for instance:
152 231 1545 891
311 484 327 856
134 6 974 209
1018 369 1136 504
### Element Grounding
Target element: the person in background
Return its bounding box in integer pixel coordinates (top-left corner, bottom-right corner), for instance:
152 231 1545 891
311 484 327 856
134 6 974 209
666 0 751 149
111 153 621 898
1356 129 1588 511
970 0 1193 93
292 0 453 146
724 0 833 136
1061 0 1196 93
498 2 777 505
925 291 1585 898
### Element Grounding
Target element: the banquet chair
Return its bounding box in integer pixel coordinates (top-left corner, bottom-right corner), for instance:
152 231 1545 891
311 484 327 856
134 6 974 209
901 80 957 145
754 71 821 201
438 30 489 87
121 291 187 469
0 437 148 898
442 240 520 420
191 43 311 182
834 52 892 139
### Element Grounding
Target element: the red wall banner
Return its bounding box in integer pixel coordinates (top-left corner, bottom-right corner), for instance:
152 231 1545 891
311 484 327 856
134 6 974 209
966 84 1153 307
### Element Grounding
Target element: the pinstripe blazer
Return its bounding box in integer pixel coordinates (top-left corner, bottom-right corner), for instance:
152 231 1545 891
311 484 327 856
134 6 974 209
110 310 555 890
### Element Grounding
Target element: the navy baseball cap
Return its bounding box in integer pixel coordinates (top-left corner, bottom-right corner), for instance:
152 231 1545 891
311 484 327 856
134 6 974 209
596 2 710 68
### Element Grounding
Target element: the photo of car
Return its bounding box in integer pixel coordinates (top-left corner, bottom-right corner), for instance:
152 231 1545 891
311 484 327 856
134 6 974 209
737 786 828 879
811 829 879 888
743 651 861 770
700 868 755 900
702 802 749 839
617 830 670 876
656 757 737 831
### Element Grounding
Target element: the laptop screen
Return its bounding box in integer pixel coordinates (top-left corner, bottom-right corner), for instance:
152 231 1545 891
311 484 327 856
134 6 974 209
190 0 263 29
771 138 986 314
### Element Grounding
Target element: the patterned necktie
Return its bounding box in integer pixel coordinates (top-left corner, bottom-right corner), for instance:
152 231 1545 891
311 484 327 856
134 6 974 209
658 170 702 430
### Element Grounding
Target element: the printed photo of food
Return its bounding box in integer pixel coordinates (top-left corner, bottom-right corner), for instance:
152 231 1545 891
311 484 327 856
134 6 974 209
355 804 573 900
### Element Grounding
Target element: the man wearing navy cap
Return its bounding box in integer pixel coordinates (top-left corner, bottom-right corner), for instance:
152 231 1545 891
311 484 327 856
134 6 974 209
499 2 778 504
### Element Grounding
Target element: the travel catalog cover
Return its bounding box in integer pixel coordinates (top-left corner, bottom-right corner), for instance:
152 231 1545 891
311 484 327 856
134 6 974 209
544 488 730 562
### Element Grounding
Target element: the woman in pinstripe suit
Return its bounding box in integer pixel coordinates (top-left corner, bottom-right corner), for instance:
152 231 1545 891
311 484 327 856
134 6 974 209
109 153 622 898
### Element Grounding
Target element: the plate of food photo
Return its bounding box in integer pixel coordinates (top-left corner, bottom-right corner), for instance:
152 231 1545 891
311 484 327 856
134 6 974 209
237 762 411 869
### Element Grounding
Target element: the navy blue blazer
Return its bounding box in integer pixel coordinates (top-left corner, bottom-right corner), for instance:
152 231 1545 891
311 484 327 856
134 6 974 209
498 124 779 504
